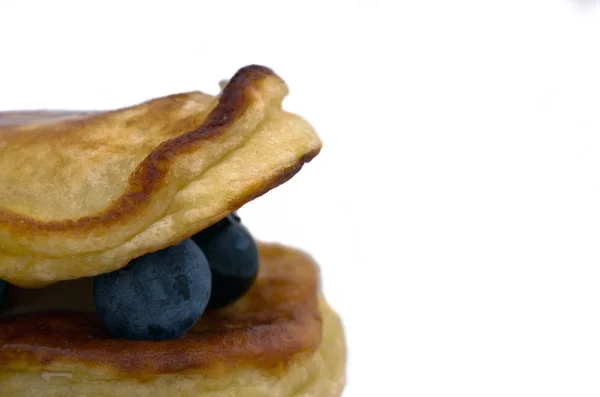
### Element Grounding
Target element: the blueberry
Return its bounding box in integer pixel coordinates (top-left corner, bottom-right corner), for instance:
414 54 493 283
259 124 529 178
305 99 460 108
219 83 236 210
93 239 211 340
230 211 241 223
0 280 7 308
192 214 259 309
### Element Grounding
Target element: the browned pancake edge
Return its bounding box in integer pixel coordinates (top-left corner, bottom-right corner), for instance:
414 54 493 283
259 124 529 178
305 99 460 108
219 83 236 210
0 243 322 379
0 65 320 236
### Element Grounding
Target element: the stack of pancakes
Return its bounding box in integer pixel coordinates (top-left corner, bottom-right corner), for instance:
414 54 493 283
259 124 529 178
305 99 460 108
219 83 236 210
0 66 346 397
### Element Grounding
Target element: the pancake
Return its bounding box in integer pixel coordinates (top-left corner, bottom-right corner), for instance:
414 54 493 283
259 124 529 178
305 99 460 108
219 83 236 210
0 243 346 396
0 65 322 288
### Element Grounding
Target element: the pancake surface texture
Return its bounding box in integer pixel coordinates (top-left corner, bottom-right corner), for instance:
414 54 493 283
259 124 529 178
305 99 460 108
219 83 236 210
0 65 322 288
0 243 346 396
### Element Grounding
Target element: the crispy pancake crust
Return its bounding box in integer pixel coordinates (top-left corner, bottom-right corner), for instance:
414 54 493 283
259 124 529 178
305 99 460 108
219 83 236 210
0 66 277 234
0 300 345 397
0 243 325 377
0 65 322 288
0 243 346 397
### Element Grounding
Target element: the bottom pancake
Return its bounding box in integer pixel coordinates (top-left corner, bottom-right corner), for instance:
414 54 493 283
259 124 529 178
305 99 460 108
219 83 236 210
0 243 346 397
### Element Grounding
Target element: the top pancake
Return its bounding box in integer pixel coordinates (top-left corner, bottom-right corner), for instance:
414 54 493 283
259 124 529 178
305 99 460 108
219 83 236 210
0 243 322 378
0 65 321 288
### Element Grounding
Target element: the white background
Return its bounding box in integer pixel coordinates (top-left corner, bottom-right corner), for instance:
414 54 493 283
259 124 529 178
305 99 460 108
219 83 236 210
2 1 600 396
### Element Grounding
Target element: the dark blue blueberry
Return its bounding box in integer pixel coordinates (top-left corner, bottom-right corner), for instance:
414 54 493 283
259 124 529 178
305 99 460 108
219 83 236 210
230 211 241 223
93 239 211 340
192 214 259 309
0 280 7 308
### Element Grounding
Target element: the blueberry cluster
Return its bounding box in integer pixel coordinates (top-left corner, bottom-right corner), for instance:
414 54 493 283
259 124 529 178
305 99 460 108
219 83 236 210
0 213 259 341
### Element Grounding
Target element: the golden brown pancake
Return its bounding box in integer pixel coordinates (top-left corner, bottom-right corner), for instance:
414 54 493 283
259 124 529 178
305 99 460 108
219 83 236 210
0 65 322 288
0 243 346 396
